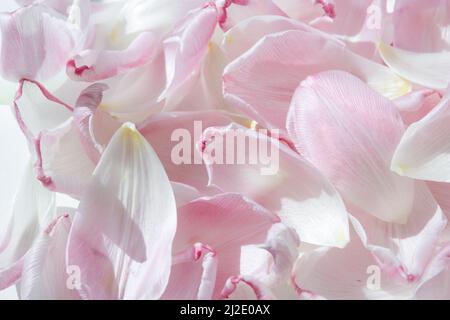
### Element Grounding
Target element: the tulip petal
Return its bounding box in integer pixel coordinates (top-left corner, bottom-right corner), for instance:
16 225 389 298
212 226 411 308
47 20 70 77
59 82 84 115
222 15 327 62
350 181 447 281
0 106 28 239
200 124 350 248
394 89 440 126
391 0 450 53
0 162 54 272
162 243 218 300
67 123 177 299
287 70 413 223
222 0 287 31
36 118 95 197
168 193 278 299
14 80 72 141
391 89 450 182
67 32 158 82
379 42 450 90
138 111 234 190
236 223 300 299
221 275 275 300
159 5 218 102
0 4 77 82
224 29 410 129
121 0 204 36
293 227 413 300
414 245 450 299
20 213 79 300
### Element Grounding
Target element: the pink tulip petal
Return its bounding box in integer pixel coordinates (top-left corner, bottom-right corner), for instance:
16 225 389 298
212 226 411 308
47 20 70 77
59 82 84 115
391 88 450 182
171 182 201 208
221 275 275 300
428 181 450 219
350 181 447 282
120 0 205 36
391 0 450 53
200 124 350 248
379 42 450 90
0 163 54 276
222 0 287 31
222 15 330 62
98 51 166 121
293 227 411 299
162 243 218 300
37 118 95 197
168 193 278 299
236 223 300 299
138 111 234 191
67 32 158 82
159 4 218 102
0 258 23 290
394 89 440 126
414 245 450 299
14 79 72 141
67 123 177 299
287 70 413 223
20 213 80 300
224 29 410 130
0 4 78 81
72 83 114 164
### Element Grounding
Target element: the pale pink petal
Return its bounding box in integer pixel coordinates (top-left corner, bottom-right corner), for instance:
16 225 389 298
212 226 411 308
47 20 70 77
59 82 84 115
20 213 80 300
379 42 450 90
271 0 325 21
237 223 300 299
224 30 410 130
391 88 450 182
0 106 28 241
163 41 227 112
67 123 177 299
0 162 54 273
349 181 447 283
200 124 350 248
391 0 450 53
159 4 218 103
138 111 234 191
67 32 158 82
74 83 109 110
311 0 372 37
171 182 201 208
121 0 205 36
287 70 413 223
14 79 72 141
221 276 276 300
222 0 287 31
98 51 166 122
222 15 332 62
0 4 78 81
428 181 450 219
394 89 440 126
37 118 95 197
72 83 116 164
258 223 299 279
414 245 450 299
166 193 278 299
0 258 23 290
161 243 218 300
293 227 413 300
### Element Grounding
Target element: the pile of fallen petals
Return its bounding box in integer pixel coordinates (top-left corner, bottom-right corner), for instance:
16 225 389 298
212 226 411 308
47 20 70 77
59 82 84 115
0 0 450 300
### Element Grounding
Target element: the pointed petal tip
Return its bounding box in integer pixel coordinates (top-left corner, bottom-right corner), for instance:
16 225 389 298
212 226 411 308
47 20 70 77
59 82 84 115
118 122 143 144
